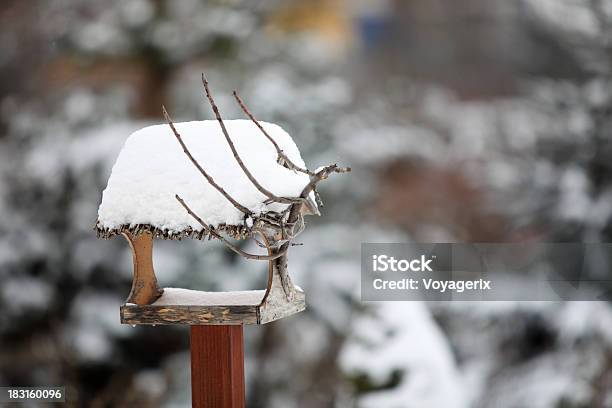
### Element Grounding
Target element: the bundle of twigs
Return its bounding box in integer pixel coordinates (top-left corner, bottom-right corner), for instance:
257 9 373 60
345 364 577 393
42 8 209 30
164 74 350 263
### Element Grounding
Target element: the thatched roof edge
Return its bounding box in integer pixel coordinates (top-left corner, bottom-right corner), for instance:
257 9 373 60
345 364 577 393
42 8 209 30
94 221 252 241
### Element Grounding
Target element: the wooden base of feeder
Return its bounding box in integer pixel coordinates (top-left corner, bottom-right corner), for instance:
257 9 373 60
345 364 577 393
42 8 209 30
120 232 306 326
121 287 305 325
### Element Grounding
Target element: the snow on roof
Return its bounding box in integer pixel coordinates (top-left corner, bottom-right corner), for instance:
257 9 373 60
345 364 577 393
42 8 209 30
96 120 310 239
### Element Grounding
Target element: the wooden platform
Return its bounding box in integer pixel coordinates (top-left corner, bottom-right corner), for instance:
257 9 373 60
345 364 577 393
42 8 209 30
121 286 305 325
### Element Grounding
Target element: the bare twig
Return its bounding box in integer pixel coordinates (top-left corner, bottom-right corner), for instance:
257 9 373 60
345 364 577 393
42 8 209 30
232 90 315 176
263 195 313 210
163 105 253 216
300 164 351 198
275 164 350 246
167 76 350 261
201 74 303 206
176 195 287 261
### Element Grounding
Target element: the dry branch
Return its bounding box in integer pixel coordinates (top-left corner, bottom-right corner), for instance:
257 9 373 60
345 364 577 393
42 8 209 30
201 74 305 206
300 164 351 198
165 76 350 265
176 194 287 261
232 90 315 176
163 105 253 216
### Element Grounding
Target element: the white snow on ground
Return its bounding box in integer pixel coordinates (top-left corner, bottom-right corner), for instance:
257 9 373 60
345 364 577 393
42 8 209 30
97 120 310 232
340 302 467 408
152 287 265 306
556 301 612 346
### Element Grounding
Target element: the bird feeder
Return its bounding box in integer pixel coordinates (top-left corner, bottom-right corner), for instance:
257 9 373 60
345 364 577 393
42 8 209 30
95 75 349 407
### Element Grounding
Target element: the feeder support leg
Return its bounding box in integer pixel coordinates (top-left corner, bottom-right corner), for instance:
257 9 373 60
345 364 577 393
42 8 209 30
190 325 245 408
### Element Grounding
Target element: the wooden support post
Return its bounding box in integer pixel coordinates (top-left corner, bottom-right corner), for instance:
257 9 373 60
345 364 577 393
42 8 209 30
190 325 245 408
123 232 163 305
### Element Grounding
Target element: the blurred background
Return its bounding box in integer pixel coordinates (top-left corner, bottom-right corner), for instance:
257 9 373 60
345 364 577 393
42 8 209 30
2 0 612 406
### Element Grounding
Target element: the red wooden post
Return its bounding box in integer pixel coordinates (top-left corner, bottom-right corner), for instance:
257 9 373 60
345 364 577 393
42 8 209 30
190 325 245 408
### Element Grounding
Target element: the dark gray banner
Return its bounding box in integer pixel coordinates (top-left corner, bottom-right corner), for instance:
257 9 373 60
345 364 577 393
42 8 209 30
361 243 612 301
0 387 66 402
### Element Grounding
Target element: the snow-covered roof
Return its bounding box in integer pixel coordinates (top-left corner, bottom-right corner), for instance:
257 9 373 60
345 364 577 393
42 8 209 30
95 120 310 240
